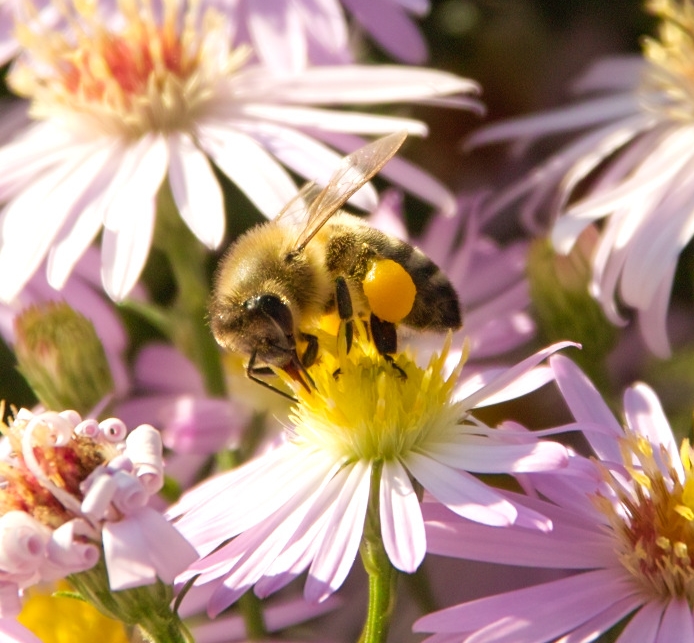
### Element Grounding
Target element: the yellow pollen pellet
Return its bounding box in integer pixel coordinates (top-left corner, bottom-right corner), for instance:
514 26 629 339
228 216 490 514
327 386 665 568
362 259 416 323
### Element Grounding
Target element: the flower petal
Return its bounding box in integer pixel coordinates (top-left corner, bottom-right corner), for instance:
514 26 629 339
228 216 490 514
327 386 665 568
198 124 298 218
404 452 516 526
168 132 225 249
380 459 425 572
305 460 371 602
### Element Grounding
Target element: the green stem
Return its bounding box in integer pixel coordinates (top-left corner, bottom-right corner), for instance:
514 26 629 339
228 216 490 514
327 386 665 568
359 461 399 643
152 184 226 397
68 561 194 643
238 592 267 640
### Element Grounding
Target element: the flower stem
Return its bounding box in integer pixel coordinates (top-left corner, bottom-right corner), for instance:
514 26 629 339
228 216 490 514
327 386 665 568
150 182 226 397
68 561 194 643
359 461 399 643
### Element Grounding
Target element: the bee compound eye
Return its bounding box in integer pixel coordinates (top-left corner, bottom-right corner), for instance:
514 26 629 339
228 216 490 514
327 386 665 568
245 295 294 333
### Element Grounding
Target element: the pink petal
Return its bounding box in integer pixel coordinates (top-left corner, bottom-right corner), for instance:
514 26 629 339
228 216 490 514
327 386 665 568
616 601 665 643
246 0 307 73
414 569 639 641
380 459 425 572
550 354 624 461
341 0 428 63
656 598 694 643
0 620 42 643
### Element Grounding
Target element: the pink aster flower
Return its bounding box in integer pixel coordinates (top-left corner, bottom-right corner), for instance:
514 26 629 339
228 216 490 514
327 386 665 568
0 407 197 620
167 337 571 615
416 354 694 643
467 1 694 358
0 0 479 304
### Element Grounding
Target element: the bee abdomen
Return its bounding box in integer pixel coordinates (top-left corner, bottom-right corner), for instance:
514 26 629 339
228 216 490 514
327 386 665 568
400 247 462 331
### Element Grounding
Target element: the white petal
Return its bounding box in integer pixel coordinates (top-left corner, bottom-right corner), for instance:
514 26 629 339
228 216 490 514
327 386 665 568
624 383 682 479
102 519 157 590
421 440 567 474
459 342 578 409
467 94 640 148
235 65 479 104
168 132 225 248
235 103 428 136
198 124 298 218
101 198 156 301
0 143 106 302
404 452 516 526
232 123 378 211
305 460 371 602
46 142 123 289
136 507 198 582
100 136 168 300
380 459 425 572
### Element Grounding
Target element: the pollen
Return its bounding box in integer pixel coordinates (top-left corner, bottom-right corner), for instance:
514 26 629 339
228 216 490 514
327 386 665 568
362 259 417 324
9 0 249 137
284 325 466 463
597 433 694 606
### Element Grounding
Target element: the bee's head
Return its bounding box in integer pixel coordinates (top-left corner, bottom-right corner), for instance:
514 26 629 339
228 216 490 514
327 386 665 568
209 293 297 367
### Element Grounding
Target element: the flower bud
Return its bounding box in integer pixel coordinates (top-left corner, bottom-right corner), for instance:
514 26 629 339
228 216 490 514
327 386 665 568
14 302 114 415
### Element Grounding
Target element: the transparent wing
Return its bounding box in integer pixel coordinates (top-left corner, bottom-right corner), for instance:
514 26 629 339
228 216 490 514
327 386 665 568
282 131 407 252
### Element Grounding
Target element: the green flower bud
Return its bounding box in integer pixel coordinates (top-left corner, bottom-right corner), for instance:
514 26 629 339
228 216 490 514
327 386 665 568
14 302 114 416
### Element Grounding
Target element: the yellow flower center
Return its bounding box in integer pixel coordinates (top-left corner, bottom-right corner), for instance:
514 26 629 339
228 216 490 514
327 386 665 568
10 0 249 137
286 323 466 463
19 581 128 643
641 0 694 120
596 433 694 605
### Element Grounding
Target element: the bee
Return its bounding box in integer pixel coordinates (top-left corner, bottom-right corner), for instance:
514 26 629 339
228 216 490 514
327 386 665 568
209 131 462 397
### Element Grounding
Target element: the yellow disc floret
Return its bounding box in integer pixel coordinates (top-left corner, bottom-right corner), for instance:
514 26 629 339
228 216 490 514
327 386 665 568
283 325 467 463
362 259 416 323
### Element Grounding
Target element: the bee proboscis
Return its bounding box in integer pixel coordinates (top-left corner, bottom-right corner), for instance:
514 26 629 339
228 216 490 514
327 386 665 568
209 131 462 397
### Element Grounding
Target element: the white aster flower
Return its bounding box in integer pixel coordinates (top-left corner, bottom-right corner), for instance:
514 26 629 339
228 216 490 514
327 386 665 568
0 0 479 304
468 0 694 358
168 333 570 614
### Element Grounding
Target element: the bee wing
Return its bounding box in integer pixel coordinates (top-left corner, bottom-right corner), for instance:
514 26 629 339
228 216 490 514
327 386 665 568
286 131 407 252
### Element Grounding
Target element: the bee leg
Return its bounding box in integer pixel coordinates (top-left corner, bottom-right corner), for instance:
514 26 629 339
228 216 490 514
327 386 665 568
300 333 319 367
246 350 297 402
335 276 354 353
369 313 407 379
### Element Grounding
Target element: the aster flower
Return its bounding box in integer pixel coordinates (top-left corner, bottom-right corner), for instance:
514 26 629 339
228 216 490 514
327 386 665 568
0 408 197 623
415 354 694 643
0 0 480 304
467 0 694 358
168 332 570 616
